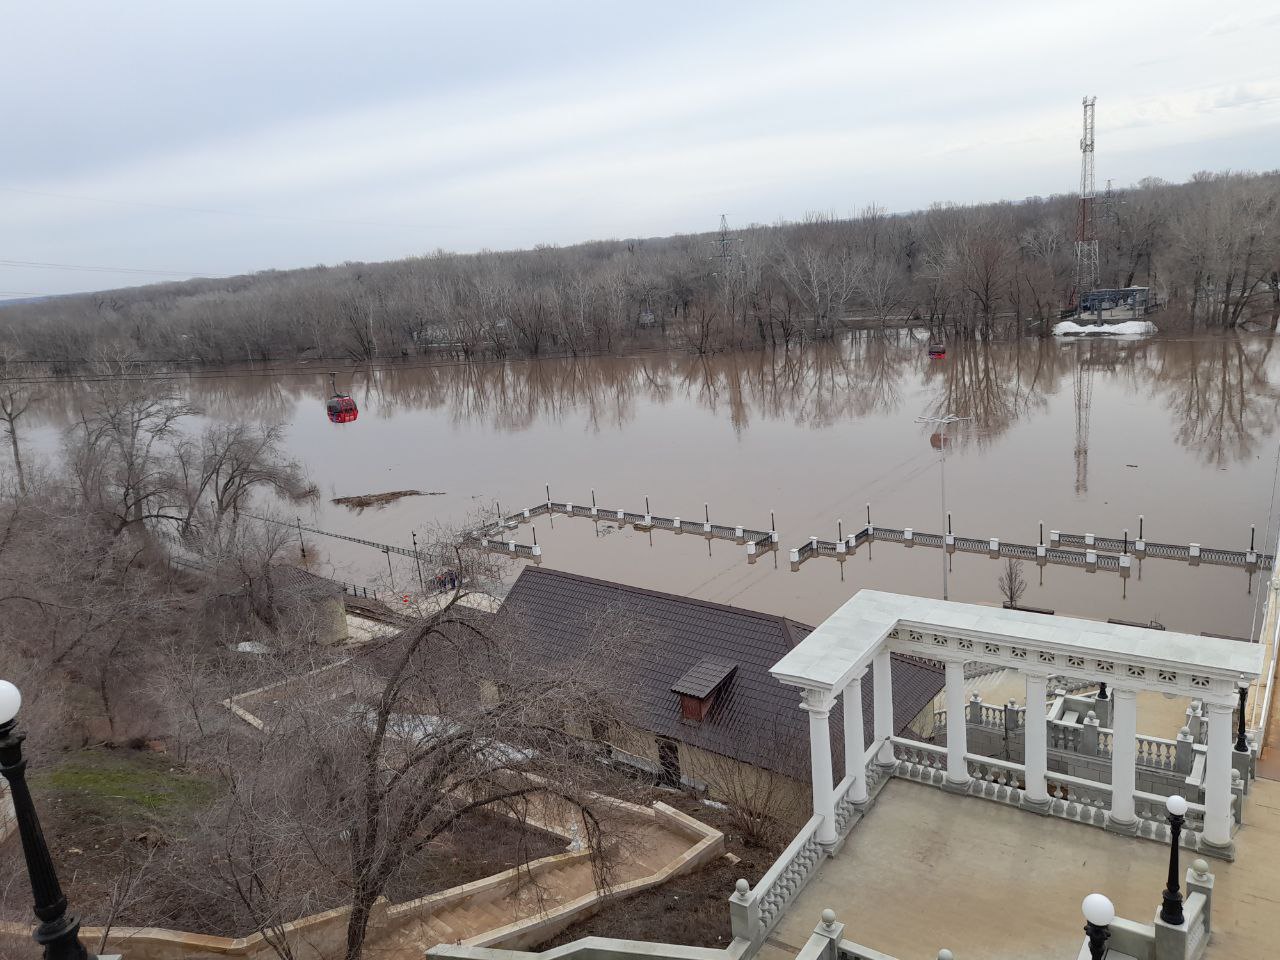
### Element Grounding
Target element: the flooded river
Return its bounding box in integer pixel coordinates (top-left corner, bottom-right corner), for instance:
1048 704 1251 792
24 332 1280 637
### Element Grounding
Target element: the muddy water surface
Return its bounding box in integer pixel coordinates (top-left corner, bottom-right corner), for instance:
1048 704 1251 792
26 332 1280 638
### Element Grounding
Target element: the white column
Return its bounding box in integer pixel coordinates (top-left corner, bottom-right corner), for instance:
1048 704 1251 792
873 650 895 764
944 659 970 788
1203 700 1235 849
802 689 838 846
1107 688 1138 831
1023 672 1050 809
843 670 869 804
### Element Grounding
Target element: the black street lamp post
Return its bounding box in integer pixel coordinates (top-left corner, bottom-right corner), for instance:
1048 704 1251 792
1159 794 1188 926
1236 685 1249 753
0 681 95 960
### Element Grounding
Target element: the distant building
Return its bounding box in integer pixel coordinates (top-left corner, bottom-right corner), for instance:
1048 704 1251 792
1079 286 1152 314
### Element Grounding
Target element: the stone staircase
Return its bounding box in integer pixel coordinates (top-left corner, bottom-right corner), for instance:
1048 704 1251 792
368 803 719 959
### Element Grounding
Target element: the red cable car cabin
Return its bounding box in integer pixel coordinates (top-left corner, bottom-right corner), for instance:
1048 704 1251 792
325 373 359 423
327 395 358 423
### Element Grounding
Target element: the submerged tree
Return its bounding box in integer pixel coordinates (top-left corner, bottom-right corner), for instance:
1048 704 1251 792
998 558 1028 607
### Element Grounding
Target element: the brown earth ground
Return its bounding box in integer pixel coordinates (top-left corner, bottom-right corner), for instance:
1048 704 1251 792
0 747 562 942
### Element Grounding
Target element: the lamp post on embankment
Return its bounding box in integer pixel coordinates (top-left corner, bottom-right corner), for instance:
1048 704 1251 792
915 413 971 601
0 680 101 960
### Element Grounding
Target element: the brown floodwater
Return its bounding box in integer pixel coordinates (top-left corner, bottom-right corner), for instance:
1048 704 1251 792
22 331 1280 638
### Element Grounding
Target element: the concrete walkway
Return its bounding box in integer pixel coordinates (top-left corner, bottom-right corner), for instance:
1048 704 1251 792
763 777 1280 960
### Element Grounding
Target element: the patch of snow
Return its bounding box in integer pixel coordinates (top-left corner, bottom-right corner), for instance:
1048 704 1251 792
701 798 729 810
232 640 271 654
1053 320 1157 337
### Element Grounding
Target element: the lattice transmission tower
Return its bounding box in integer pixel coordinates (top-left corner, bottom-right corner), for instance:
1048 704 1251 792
708 214 741 272
707 214 742 319
1074 96 1099 302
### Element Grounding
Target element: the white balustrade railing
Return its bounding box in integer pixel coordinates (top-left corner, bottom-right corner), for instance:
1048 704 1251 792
1134 789 1207 834
977 704 1006 728
1184 892 1210 960
965 754 1024 788
833 757 891 837
890 737 946 770
1135 734 1178 771
1049 720 1082 751
749 814 824 937
1045 771 1112 824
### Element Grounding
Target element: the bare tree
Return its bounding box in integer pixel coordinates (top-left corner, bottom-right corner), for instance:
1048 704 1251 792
692 728 806 848
173 422 314 537
0 352 38 495
67 370 195 535
998 558 1027 607
177 528 634 960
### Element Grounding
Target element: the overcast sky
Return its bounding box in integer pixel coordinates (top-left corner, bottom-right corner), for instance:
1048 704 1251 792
3 1 1279 299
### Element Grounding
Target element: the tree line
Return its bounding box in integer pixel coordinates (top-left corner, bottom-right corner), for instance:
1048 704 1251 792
2 170 1277 366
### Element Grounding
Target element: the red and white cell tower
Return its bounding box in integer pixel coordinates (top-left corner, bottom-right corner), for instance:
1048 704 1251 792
1074 96 1099 299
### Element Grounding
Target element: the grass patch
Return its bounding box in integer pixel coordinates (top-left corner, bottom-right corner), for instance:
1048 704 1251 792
31 749 215 821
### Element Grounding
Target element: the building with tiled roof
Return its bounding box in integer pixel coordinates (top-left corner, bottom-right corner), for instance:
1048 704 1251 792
499 567 944 812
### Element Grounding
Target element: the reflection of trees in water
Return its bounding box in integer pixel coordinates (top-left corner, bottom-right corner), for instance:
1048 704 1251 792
920 339 1072 448
28 370 312 430
1141 335 1279 467
15 335 1280 471
669 331 916 431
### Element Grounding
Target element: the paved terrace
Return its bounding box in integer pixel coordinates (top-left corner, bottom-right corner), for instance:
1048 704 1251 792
761 775 1280 960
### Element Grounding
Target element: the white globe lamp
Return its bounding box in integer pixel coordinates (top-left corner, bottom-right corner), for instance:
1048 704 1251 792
1082 893 1115 927
0 680 20 724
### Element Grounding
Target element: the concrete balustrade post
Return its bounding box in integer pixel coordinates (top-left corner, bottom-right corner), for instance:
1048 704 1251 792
1175 726 1194 775
1106 688 1138 834
943 659 971 791
802 689 838 847
811 908 845 960
843 670 869 804
1201 700 1235 854
729 878 758 942
1233 747 1252 793
1187 860 1214 932
967 692 984 725
1081 711 1100 755
1093 689 1111 727
1022 672 1050 811
874 650 895 766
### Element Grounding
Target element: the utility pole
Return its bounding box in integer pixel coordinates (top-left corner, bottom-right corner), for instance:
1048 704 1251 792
1074 96 1100 311
411 530 426 594
1073 344 1094 495
916 414 971 601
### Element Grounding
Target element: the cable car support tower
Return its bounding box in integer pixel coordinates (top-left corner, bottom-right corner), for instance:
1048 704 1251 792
1074 96 1099 306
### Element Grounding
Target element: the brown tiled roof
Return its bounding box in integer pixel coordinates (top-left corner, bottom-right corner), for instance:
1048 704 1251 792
499 567 944 782
270 564 345 599
671 658 737 699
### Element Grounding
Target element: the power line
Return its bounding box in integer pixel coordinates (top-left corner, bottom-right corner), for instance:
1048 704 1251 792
0 258 205 279
0 185 465 233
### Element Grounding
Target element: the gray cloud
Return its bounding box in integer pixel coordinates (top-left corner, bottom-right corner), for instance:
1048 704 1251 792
3 0 1279 298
